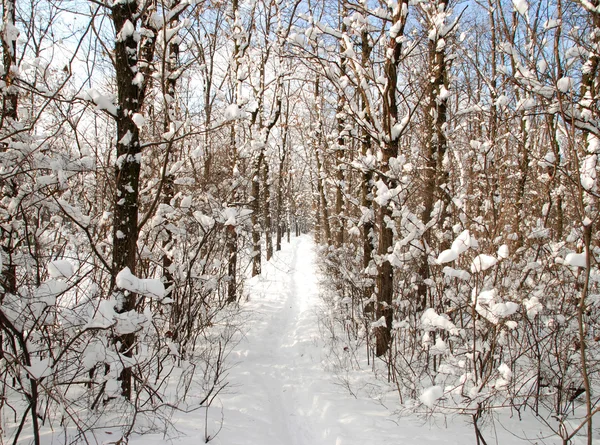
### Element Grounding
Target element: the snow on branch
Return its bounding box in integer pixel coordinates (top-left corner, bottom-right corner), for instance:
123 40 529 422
116 267 168 301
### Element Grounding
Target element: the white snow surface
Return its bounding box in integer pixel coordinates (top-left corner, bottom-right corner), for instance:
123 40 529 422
115 267 166 299
206 235 408 445
471 254 498 272
420 385 443 408
47 259 74 279
224 104 243 120
123 235 568 445
436 248 458 264
436 230 476 264
564 252 587 268
512 0 528 16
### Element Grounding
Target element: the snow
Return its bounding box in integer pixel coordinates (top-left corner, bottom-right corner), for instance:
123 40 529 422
436 230 476 264
117 19 135 42
163 122 176 140
498 363 512 380
436 248 458 264
192 235 431 445
180 195 192 208
132 72 144 86
391 115 409 140
47 259 74 279
194 211 215 230
564 252 587 268
421 308 459 335
224 104 243 121
471 254 498 272
115 267 166 300
132 112 145 128
557 77 572 93
475 289 519 324
76 88 118 116
491 301 520 317
524 296 543 317
119 130 133 146
539 150 556 167
420 385 443 408
348 226 361 237
373 179 401 207
25 358 52 380
451 230 473 254
4 23 19 49
390 20 404 38
477 288 498 305
442 266 471 281
581 154 597 190
430 338 448 355
371 316 387 329
497 244 509 260
35 279 68 306
95 235 575 445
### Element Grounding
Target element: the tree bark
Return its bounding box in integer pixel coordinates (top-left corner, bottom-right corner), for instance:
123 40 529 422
163 2 183 336
374 0 409 357
110 0 146 399
418 0 450 311
0 0 17 297
227 0 242 300
251 150 264 276
314 76 332 246
263 160 273 260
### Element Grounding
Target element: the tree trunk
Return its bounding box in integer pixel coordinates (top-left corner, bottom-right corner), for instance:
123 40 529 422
251 150 264 276
0 0 17 298
360 27 374 302
263 161 273 261
419 0 450 311
374 0 409 357
276 111 289 252
163 4 182 336
111 1 145 399
1 0 17 126
335 18 347 248
227 0 241 300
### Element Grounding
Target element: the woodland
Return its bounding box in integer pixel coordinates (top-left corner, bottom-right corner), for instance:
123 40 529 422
0 0 600 443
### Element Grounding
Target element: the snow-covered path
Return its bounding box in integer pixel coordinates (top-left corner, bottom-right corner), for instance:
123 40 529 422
211 234 402 445
134 234 533 445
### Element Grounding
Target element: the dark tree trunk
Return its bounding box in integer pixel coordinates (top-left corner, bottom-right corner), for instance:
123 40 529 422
419 1 450 311
0 0 17 298
360 27 374 302
264 161 273 261
163 3 183 336
1 0 17 126
251 150 264 276
276 117 289 252
110 1 147 399
374 0 409 357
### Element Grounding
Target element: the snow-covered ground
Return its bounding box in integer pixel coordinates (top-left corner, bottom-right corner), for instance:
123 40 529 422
210 234 424 445
132 234 570 445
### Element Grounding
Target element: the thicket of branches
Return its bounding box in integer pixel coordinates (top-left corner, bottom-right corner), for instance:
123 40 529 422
2 0 600 443
296 0 600 444
0 0 310 443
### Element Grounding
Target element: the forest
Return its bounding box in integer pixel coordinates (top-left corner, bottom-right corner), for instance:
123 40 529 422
0 0 599 443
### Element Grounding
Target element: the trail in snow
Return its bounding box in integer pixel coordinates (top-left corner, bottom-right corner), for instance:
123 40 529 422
212 234 396 445
135 234 532 445
209 235 472 445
